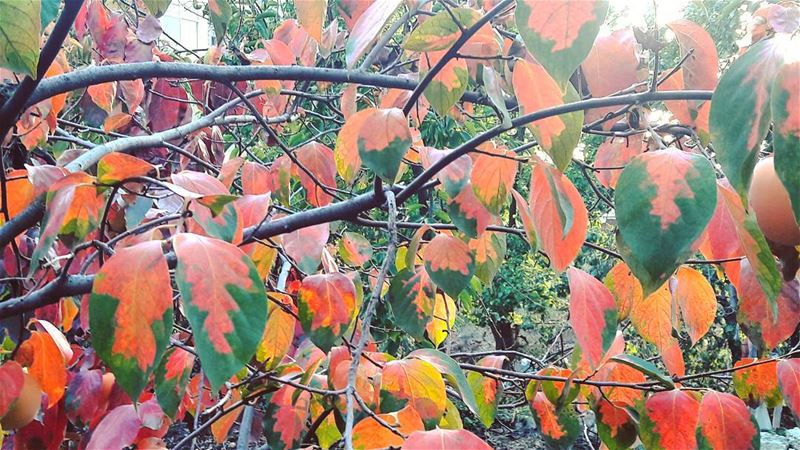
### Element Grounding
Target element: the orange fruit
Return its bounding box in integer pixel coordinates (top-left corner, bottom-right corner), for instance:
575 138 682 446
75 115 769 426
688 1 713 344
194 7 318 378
1 373 42 430
749 156 800 246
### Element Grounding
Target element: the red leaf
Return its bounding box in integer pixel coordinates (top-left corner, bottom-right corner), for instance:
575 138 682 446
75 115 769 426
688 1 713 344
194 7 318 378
401 429 492 450
0 361 25 418
148 78 190 132
639 389 700 449
593 135 643 189
65 369 104 425
86 404 141 450
697 391 758 449
778 359 800 416
295 141 336 207
283 222 329 274
666 19 719 91
567 268 618 368
736 259 800 351
529 158 588 272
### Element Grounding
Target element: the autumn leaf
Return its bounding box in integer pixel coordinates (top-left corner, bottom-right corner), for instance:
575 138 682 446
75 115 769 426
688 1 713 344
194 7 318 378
297 273 357 352
593 135 643 189
388 267 436 339
408 348 480 416
710 38 785 198
256 293 297 369
733 358 782 408
404 8 480 52
772 61 800 223
513 59 582 170
173 233 268 389
282 222 329 274
352 405 424 450
295 141 336 207
345 0 403 67
334 108 370 184
0 169 34 223
401 429 493 450
603 261 641 321
470 143 518 214
528 391 580 448
423 233 475 298
638 389 700 449
295 0 327 43
515 0 609 83
466 355 505 428
447 182 496 239
15 331 66 408
0 361 25 419
356 107 413 181
419 147 472 198
209 0 232 42
154 347 195 418
615 148 717 295
567 268 618 368
379 358 447 428
64 369 105 426
529 158 588 272
696 390 759 450
339 231 373 267
595 399 638 450
419 51 469 116
629 283 676 351
778 359 800 418
673 266 716 344
90 240 173 400
470 231 506 284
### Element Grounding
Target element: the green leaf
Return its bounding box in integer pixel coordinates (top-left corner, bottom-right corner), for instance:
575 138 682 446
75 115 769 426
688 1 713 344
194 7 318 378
404 8 479 51
0 0 40 77
174 233 268 389
611 354 674 389
40 0 59 27
421 54 469 117
614 148 717 296
466 355 505 428
710 38 785 199
515 0 609 83
142 0 172 17
772 61 800 223
90 241 173 400
209 0 233 42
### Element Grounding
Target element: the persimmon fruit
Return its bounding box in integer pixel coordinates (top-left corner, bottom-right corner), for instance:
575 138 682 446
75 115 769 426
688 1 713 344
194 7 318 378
748 156 800 246
0 373 42 430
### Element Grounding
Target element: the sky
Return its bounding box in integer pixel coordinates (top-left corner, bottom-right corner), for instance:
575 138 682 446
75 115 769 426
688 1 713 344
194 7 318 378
608 0 692 29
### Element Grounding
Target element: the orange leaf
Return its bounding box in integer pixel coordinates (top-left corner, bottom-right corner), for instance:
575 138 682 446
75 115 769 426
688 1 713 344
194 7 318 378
673 266 716 344
629 283 676 351
513 59 566 148
603 261 641 321
0 169 34 222
528 158 588 272
352 406 424 450
470 143 518 214
379 359 446 428
88 81 117 112
96 152 155 185
736 259 800 351
295 141 336 206
210 388 242 443
15 331 66 408
733 358 781 408
778 359 800 417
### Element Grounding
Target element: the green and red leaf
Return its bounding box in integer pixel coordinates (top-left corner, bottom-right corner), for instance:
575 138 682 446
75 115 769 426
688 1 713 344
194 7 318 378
718 180 782 308
470 231 506 284
515 0 609 83
297 273 357 352
423 233 475 298
467 355 505 428
173 233 268 389
528 391 580 448
447 182 496 239
388 267 436 339
513 59 583 170
404 8 479 52
334 108 370 184
595 398 638 450
710 38 785 198
420 147 472 198
356 107 413 181
567 267 618 368
615 148 717 295
154 347 195 418
696 391 759 450
638 389 700 450
772 61 800 222
419 51 469 116
471 143 518 214
603 261 641 321
733 358 781 408
90 240 173 400
263 384 311 450
529 158 588 272
283 222 329 274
